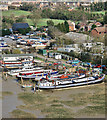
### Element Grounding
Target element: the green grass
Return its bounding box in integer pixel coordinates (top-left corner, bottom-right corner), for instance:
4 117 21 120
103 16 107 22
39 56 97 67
91 11 106 15
26 18 64 27
2 10 64 26
10 109 36 118
2 10 31 16
37 18 64 27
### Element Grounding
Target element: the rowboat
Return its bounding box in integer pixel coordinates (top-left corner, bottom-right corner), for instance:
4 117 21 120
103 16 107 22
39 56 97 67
35 74 105 89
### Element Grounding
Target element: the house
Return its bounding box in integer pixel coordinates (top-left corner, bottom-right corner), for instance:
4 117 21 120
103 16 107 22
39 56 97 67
91 27 106 36
94 22 102 27
12 23 29 31
78 22 87 31
87 22 102 31
67 20 76 31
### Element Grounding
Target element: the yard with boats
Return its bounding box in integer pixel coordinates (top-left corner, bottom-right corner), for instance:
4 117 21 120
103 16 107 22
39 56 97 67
2 74 106 118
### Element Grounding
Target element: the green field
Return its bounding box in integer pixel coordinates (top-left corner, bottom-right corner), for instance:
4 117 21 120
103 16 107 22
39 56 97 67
91 11 106 15
2 10 64 27
26 18 64 27
2 10 31 16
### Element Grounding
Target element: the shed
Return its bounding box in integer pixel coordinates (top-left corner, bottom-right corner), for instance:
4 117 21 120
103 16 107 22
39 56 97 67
12 23 29 31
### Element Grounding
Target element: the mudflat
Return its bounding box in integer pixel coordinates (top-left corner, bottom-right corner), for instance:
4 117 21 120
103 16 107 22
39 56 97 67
1 74 106 118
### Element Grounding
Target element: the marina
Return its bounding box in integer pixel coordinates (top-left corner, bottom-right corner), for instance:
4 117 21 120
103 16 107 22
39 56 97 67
1 2 107 118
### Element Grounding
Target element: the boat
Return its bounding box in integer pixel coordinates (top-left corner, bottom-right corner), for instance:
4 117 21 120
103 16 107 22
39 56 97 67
17 69 55 76
21 84 33 88
35 74 105 89
0 42 8 47
8 66 42 76
16 70 58 79
31 41 46 48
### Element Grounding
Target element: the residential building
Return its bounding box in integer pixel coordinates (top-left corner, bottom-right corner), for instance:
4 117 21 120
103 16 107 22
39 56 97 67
91 27 106 36
12 23 29 31
68 21 76 31
0 5 8 11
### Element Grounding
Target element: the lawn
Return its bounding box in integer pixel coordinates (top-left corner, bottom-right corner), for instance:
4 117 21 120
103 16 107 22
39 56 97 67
91 11 106 15
2 10 64 27
2 10 31 16
26 18 64 27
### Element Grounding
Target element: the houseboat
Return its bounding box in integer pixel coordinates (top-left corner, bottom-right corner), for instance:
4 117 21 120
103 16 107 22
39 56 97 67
35 74 105 89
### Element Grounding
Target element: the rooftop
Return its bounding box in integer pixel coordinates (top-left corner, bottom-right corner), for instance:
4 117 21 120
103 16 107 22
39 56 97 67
94 27 105 33
2 54 34 57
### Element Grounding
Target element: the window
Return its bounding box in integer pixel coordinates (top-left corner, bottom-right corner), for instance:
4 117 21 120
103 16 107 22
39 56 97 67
99 32 101 34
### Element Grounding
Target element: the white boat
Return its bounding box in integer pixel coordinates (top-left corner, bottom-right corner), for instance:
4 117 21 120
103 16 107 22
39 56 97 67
16 70 58 79
8 66 42 76
31 42 46 47
0 42 8 47
36 74 105 89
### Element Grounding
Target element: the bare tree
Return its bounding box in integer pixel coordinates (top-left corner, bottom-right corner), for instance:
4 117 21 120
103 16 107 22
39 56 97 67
31 9 42 27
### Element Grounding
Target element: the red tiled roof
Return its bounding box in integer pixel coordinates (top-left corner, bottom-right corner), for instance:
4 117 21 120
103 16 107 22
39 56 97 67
94 27 105 32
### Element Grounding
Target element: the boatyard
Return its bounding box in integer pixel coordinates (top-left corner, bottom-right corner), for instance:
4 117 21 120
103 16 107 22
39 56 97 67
1 52 106 118
1 1 107 118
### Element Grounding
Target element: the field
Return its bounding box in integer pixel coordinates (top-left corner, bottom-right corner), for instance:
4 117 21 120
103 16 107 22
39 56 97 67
2 10 64 27
91 11 106 15
26 18 64 27
2 10 31 16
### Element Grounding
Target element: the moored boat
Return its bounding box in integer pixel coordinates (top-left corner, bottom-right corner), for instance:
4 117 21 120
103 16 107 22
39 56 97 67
16 70 58 79
35 74 105 89
8 66 42 76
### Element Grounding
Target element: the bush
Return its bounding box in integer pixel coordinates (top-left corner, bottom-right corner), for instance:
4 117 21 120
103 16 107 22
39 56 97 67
18 27 31 35
2 29 11 36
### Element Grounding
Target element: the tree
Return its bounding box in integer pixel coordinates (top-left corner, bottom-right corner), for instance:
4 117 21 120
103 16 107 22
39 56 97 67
47 20 54 26
91 24 97 30
31 9 41 27
64 20 69 33
2 29 11 36
104 12 107 24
